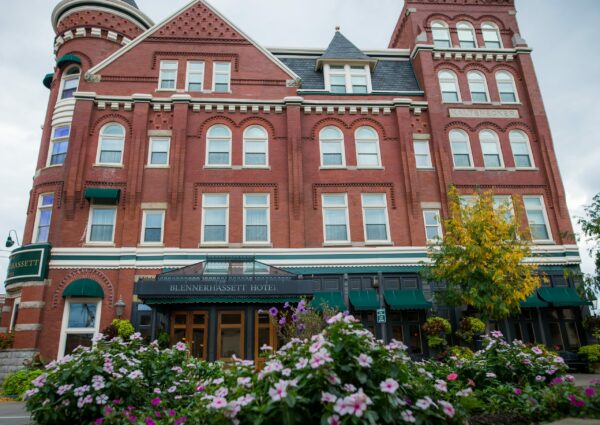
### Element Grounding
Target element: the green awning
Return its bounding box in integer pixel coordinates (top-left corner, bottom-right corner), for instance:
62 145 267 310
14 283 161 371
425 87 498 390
310 292 347 311
56 54 82 68
384 290 432 310
144 297 300 305
63 279 104 298
283 266 423 275
84 188 121 202
43 73 54 89
538 287 593 307
349 290 379 311
520 291 548 308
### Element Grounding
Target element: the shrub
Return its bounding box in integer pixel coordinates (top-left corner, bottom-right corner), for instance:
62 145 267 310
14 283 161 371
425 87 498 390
0 332 15 349
101 319 135 339
2 369 44 399
456 317 486 343
583 317 600 339
422 316 452 349
579 344 600 363
268 299 338 345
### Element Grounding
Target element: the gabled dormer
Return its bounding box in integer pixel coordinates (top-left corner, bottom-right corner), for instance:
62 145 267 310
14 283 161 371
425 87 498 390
316 29 377 94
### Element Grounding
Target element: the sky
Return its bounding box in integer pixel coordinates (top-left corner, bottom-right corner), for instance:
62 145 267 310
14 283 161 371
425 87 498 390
0 0 598 293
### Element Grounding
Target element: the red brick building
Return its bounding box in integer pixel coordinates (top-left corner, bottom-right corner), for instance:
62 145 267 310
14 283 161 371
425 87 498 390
2 0 589 362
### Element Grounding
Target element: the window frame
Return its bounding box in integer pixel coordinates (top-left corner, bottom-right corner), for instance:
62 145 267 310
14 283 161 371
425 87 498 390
324 64 372 94
9 297 20 333
423 209 443 242
322 193 351 244
140 210 166 245
243 193 271 245
201 193 229 245
523 195 553 243
242 125 269 168
479 130 504 169
185 61 205 92
158 60 178 91
147 137 171 167
413 140 433 169
212 62 231 93
482 22 503 49
449 129 474 169
58 297 102 359
467 71 490 103
33 193 54 244
438 70 461 103
361 193 390 243
431 20 452 48
319 126 346 168
205 125 232 167
217 310 245 360
354 126 382 168
86 205 117 245
457 22 477 49
96 123 126 166
58 65 81 100
47 125 70 167
496 70 519 104
509 130 535 169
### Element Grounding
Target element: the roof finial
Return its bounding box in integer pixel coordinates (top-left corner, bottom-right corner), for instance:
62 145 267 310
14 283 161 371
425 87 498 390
335 25 341 32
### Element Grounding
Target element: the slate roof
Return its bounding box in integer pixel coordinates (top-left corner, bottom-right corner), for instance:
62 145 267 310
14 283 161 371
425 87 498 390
277 56 422 94
121 0 139 8
320 31 372 61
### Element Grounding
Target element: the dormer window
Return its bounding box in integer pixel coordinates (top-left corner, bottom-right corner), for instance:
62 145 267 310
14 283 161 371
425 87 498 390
325 64 371 94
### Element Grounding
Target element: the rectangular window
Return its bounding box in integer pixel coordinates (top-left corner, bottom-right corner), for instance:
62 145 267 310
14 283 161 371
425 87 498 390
88 207 117 243
481 141 502 168
202 194 228 243
49 126 70 166
493 195 514 222
350 66 368 93
440 82 459 103
142 210 165 244
34 194 54 243
321 139 344 166
322 194 349 243
213 62 231 92
451 140 472 168
498 82 517 103
60 299 101 358
356 142 379 167
218 311 244 360
326 65 371 94
9 297 20 333
524 196 552 241
186 61 204 92
148 138 170 166
362 194 389 242
423 209 442 242
414 141 432 168
255 312 277 366
159 60 178 90
511 140 533 168
61 77 79 100
244 194 269 243
469 82 489 103
329 66 347 93
207 137 231 166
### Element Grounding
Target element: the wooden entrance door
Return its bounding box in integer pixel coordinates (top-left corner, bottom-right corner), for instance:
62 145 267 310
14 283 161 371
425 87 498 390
171 311 208 359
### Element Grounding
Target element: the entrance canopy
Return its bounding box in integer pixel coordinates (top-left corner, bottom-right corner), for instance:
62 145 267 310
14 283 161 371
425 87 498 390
134 256 315 304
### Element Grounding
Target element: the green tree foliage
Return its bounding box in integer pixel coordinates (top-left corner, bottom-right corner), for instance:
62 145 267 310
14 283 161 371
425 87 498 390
424 188 539 321
578 193 600 300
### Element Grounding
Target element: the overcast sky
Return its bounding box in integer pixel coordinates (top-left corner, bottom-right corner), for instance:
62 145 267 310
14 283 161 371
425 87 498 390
0 0 598 293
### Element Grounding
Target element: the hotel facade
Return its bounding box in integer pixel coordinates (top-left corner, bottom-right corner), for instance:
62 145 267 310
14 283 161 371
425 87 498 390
2 0 590 362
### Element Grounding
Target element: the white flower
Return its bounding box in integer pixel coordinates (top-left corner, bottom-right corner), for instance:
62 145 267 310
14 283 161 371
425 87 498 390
355 353 373 368
57 384 73 396
95 395 109 405
401 410 416 423
215 387 228 398
127 370 144 379
282 368 292 377
175 341 187 351
415 396 435 410
439 400 455 418
237 377 252 388
380 378 399 394
343 384 356 392
333 389 372 417
31 373 48 388
168 386 177 394
73 385 90 397
327 415 341 425
322 392 337 403
268 380 290 401
91 333 104 343
434 379 447 393
295 358 308 369
456 388 473 397
486 372 497 379
210 397 228 409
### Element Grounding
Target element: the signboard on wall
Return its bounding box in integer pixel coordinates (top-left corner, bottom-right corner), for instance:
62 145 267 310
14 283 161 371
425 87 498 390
5 244 51 286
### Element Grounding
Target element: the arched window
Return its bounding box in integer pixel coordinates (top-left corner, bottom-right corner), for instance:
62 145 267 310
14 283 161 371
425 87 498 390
438 70 461 103
449 129 473 168
97 123 125 165
496 71 518 103
479 130 503 168
243 125 268 167
509 130 534 168
319 126 345 167
457 22 477 49
467 71 489 103
355 126 381 167
431 21 451 48
60 66 80 100
206 125 232 166
482 22 502 49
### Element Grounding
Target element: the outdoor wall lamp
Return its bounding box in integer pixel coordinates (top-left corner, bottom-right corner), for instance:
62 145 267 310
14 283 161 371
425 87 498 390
115 296 126 318
5 230 20 248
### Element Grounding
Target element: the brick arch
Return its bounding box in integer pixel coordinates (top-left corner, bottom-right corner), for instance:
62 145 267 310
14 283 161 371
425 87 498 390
491 64 522 81
505 122 537 141
237 116 277 139
348 117 389 141
197 116 237 138
309 118 350 140
444 121 476 133
463 63 493 74
476 15 507 31
89 114 132 137
434 62 463 74
52 269 115 309
424 13 454 27
452 14 479 25
474 121 505 133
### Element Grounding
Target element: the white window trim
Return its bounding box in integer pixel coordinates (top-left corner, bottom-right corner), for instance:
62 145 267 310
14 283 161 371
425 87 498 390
361 194 391 243
86 205 117 245
96 124 125 166
321 193 351 244
523 195 553 243
9 297 20 333
205 125 232 168
355 127 382 168
242 126 269 168
201 193 229 245
158 60 178 91
46 126 70 167
509 130 536 169
140 210 166 245
58 65 80 101
319 127 346 168
212 62 231 93
479 130 505 169
324 64 372 94
457 22 478 49
185 61 205 92
449 130 475 169
496 70 520 104
243 194 271 245
413 140 433 169
431 21 452 48
467 71 491 104
423 209 443 242
438 70 462 103
32 193 54 244
57 298 102 360
482 22 503 49
493 195 515 221
147 137 171 167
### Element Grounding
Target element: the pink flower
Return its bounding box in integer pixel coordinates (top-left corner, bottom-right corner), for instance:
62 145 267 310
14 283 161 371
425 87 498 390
401 410 416 423
435 379 447 393
210 397 227 409
333 389 372 417
447 373 458 381
151 398 161 406
585 387 596 398
568 394 585 408
355 353 373 368
322 392 337 403
327 415 341 425
531 346 543 355
268 380 289 401
513 388 522 395
380 378 399 394
174 341 186 351
439 401 455 418
146 419 155 425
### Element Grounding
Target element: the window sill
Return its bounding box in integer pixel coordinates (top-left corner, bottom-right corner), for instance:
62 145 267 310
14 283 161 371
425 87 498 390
364 241 394 246
83 243 116 247
138 243 165 248
204 165 232 169
42 164 64 170
354 166 385 170
532 240 555 245
453 167 476 171
145 165 170 169
483 167 507 171
93 164 124 168
416 167 435 171
242 243 273 248
212 90 233 95
514 167 539 171
242 166 271 170
199 243 229 248
156 89 177 92
322 242 352 247
319 166 347 170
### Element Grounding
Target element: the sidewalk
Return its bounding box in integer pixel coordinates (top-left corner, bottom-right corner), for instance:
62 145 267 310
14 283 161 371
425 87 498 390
572 373 599 388
0 402 32 425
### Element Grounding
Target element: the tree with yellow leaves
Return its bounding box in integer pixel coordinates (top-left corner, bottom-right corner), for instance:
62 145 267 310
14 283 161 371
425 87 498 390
424 187 540 321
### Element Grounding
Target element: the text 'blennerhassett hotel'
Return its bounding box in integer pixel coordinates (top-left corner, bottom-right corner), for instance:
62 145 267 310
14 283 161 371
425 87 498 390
2 0 589 362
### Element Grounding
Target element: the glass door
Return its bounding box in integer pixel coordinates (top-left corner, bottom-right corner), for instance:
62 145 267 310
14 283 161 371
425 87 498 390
255 311 278 368
170 311 208 360
217 311 245 360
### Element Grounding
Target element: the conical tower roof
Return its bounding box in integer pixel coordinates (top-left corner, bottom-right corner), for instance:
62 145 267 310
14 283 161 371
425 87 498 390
316 29 377 70
121 0 139 8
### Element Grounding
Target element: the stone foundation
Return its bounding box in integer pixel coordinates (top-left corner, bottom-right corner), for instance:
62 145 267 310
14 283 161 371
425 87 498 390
0 349 38 384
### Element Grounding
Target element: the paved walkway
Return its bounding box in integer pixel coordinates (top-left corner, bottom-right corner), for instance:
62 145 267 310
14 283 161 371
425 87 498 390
0 402 32 425
572 373 599 388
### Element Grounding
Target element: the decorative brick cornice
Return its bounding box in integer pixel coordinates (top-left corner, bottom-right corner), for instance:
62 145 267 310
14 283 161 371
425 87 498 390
28 181 64 214
312 183 397 210
408 0 513 6
89 113 133 136
193 183 280 210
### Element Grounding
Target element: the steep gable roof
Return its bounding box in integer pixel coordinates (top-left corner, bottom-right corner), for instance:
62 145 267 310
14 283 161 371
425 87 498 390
87 0 299 81
121 0 138 8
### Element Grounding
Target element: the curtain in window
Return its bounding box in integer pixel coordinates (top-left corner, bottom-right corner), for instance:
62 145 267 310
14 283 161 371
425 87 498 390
246 209 268 241
91 209 115 241
325 209 347 241
204 209 226 241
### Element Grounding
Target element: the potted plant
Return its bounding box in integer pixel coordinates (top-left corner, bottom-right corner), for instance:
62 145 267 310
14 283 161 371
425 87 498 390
456 316 486 348
578 344 600 372
583 316 600 341
422 316 452 358
0 332 14 349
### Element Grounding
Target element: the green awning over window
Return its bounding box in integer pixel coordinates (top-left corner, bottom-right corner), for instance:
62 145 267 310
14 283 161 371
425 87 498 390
538 287 593 307
310 292 347 311
520 291 548 308
43 73 54 89
56 54 82 68
384 290 432 310
84 188 121 202
349 290 379 311
144 297 300 305
63 279 104 298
